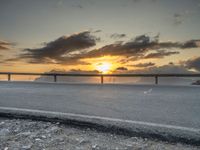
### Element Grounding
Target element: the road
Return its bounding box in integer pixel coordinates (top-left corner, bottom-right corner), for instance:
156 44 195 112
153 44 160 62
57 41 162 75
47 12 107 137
0 81 200 144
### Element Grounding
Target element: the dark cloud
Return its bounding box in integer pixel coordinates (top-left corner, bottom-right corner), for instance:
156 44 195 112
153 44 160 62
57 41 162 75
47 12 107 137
0 45 8 50
15 33 200 65
134 34 151 43
173 11 191 26
72 35 199 61
0 41 10 45
0 40 13 50
110 33 126 39
3 57 21 62
181 40 200 49
173 13 183 25
67 69 100 74
93 30 102 33
116 67 128 71
0 40 15 64
185 57 200 72
144 50 180 59
72 35 181 59
20 31 98 63
133 62 155 67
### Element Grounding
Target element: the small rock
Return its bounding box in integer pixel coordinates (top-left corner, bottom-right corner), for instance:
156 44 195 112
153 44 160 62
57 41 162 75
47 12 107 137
92 144 98 148
41 135 47 139
0 128 10 136
0 121 5 125
35 138 42 142
4 147 8 150
49 126 59 132
20 131 31 136
21 145 32 149
79 140 90 145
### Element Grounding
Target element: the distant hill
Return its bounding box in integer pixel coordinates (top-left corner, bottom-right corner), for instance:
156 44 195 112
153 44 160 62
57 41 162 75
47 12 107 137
35 69 101 83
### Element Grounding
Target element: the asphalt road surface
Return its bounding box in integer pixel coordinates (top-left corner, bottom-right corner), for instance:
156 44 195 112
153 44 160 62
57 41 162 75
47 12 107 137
0 81 200 132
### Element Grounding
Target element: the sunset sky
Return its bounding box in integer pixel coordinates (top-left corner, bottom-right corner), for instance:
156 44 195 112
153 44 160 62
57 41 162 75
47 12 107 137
0 0 200 74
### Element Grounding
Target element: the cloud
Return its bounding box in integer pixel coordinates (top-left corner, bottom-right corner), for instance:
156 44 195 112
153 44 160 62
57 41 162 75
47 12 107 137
185 57 200 72
134 34 151 43
72 35 180 59
70 35 199 60
116 67 128 71
173 10 192 26
0 40 13 50
72 4 83 9
0 39 15 64
144 50 179 59
133 62 155 67
93 30 102 33
47 69 100 74
16 33 200 65
173 13 183 25
67 69 100 74
20 31 98 64
110 33 126 39
181 40 200 49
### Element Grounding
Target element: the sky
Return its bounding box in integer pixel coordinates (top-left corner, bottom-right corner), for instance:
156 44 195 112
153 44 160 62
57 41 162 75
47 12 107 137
0 0 200 75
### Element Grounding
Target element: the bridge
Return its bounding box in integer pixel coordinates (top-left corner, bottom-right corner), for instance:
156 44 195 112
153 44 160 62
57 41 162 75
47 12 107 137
1 72 200 84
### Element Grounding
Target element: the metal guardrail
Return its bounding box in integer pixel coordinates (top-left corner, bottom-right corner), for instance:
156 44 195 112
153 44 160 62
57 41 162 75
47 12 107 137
0 72 200 84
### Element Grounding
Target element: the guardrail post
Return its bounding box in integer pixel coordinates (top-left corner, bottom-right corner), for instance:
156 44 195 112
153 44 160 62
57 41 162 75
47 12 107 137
101 75 104 84
8 73 11 81
155 76 158 84
54 75 57 82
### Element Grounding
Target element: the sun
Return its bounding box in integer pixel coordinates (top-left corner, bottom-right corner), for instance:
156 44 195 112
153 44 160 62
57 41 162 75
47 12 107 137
95 62 112 74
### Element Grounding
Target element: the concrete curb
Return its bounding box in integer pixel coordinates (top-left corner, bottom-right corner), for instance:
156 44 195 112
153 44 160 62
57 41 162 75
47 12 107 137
0 106 200 146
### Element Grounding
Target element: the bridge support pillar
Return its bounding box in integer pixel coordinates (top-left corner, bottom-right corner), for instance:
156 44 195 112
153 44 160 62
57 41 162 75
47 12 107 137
54 75 57 82
8 74 11 81
155 76 158 84
101 75 104 84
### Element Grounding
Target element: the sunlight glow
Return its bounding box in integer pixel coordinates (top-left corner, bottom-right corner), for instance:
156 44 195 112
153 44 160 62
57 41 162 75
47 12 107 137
95 62 112 74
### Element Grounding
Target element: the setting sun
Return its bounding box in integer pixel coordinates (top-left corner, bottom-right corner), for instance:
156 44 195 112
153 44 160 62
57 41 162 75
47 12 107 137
95 62 112 74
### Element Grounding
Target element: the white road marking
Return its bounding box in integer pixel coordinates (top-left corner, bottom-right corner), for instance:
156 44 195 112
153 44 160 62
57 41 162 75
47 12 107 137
0 106 199 133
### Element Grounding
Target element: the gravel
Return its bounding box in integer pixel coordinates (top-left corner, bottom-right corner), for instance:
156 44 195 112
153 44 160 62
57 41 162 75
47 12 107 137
0 118 199 150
